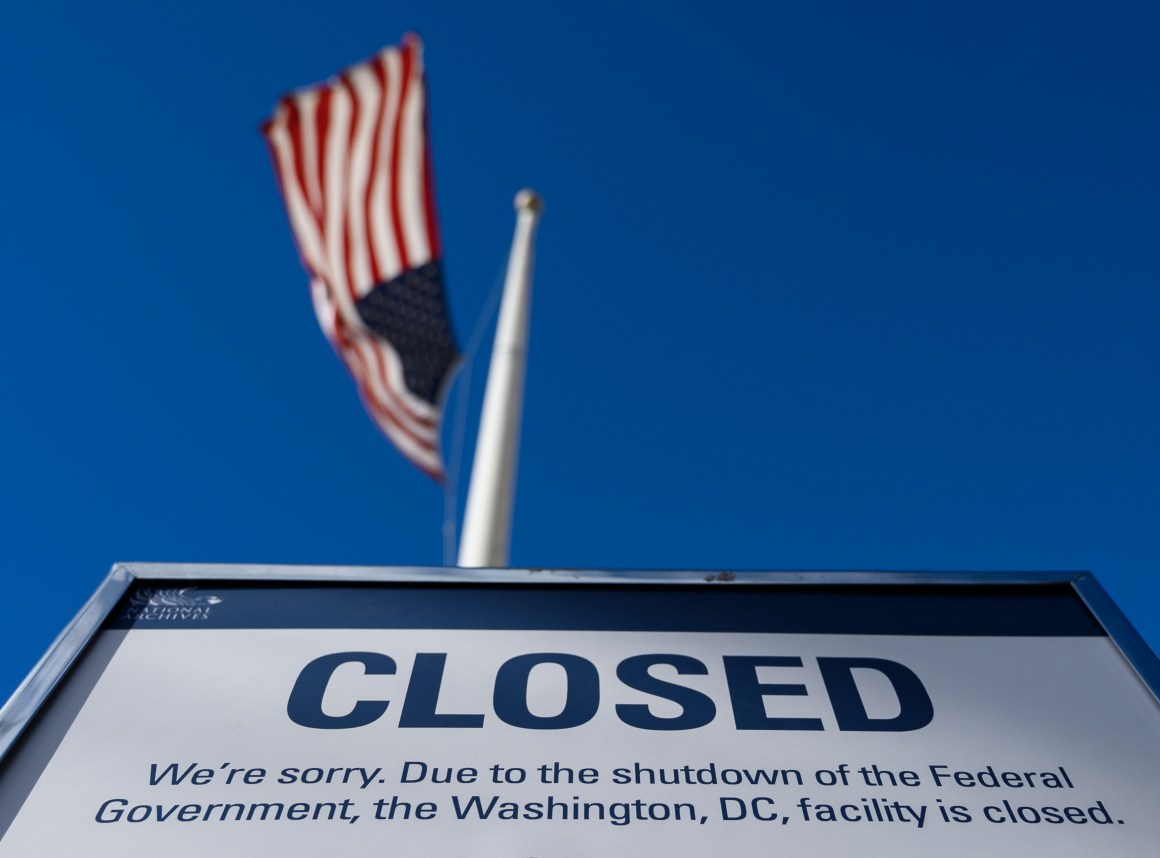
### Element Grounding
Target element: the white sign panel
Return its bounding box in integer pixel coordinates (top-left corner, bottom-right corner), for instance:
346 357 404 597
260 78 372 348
1 571 1159 857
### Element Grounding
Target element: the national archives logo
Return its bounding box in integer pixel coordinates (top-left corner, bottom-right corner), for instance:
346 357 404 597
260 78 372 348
123 588 223 622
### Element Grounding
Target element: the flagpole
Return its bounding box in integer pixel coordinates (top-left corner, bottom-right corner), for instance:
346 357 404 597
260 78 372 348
457 190 544 568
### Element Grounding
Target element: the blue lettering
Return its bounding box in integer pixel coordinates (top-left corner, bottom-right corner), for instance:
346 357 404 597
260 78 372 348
615 654 716 730
493 653 599 729
399 653 485 728
817 657 934 731
723 656 823 731
287 652 396 729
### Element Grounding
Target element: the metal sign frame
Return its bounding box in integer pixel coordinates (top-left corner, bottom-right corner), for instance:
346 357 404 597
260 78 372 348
3 563 1160 857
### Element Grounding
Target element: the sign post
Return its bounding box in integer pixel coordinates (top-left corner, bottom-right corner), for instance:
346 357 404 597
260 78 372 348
1 565 1158 856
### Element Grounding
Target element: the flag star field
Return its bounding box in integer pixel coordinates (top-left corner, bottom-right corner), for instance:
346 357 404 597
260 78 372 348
0 1 1158 704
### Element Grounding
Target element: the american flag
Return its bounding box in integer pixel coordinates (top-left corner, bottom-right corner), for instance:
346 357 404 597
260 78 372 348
262 35 458 480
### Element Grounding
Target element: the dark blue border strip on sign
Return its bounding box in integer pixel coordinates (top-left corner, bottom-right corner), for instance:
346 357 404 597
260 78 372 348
105 582 1106 636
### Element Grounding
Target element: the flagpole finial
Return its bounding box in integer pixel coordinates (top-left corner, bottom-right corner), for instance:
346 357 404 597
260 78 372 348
514 189 544 215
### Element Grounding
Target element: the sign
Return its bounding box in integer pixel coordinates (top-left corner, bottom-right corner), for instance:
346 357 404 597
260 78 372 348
1 565 1159 856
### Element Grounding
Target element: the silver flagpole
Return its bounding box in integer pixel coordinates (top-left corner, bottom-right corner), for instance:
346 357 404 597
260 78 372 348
457 189 544 567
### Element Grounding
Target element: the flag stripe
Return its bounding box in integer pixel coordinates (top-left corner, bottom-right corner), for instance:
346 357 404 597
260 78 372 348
362 58 388 285
266 111 328 287
344 67 378 294
399 67 430 266
338 76 361 306
388 42 415 272
421 85 442 262
263 36 455 480
295 93 323 229
312 90 331 232
333 319 438 447
369 50 404 283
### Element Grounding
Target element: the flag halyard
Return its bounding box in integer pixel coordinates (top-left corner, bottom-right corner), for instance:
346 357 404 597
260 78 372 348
263 35 457 480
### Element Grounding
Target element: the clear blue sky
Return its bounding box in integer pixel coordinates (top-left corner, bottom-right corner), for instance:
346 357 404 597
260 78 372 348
2 1 1158 702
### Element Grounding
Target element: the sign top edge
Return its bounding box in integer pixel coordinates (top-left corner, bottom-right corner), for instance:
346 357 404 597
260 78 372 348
110 563 1089 586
